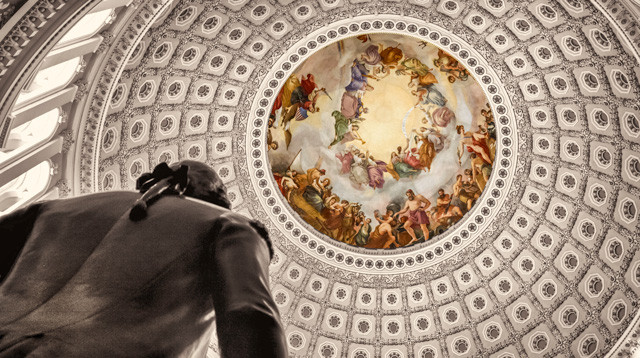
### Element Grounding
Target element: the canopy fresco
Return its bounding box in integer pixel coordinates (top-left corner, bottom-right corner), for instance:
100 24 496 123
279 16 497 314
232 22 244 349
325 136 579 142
269 33 495 249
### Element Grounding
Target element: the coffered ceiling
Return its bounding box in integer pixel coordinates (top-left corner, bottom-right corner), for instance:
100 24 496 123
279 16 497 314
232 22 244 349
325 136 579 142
1 0 640 357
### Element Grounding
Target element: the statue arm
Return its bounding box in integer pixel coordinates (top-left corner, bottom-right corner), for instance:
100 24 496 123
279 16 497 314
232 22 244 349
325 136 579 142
210 213 287 358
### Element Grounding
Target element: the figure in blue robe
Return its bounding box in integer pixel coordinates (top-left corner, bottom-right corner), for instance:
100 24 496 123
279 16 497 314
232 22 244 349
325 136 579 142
345 59 370 92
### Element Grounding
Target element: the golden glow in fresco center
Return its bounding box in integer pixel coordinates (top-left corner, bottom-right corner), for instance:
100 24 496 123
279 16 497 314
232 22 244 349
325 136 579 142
269 33 496 249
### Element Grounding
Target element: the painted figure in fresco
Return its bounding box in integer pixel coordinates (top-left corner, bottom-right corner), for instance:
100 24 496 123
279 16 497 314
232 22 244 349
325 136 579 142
388 145 421 180
291 170 309 192
456 169 481 212
365 210 397 249
414 83 447 107
281 92 322 148
396 58 447 107
353 217 372 247
379 45 404 67
396 58 432 83
320 178 333 201
302 177 325 212
321 195 346 238
480 105 497 162
292 201 327 236
366 155 388 190
267 116 278 151
332 199 349 240
394 189 431 244
386 155 400 181
349 152 370 188
361 44 382 66
434 188 464 224
343 124 365 147
277 74 300 124
361 44 404 79
286 74 323 118
427 105 456 128
275 73 330 148
456 125 493 165
470 153 492 192
302 74 318 92
307 167 325 185
345 59 375 92
300 168 327 212
404 145 423 170
392 217 417 248
268 35 496 249
433 49 470 83
410 127 447 172
480 104 495 130
336 146 357 174
340 91 368 119
282 89 321 124
340 203 361 244
418 135 437 172
273 172 285 198
450 174 466 211
329 111 366 148
266 129 278 151
416 126 446 151
273 74 325 149
280 169 298 202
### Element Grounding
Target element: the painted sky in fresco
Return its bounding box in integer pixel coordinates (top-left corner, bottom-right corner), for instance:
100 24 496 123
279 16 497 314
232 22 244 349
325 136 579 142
269 33 495 249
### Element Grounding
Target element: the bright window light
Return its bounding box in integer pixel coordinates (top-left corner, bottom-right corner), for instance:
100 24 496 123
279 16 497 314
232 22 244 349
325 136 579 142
57 9 115 46
1 108 61 165
16 57 81 106
0 160 51 214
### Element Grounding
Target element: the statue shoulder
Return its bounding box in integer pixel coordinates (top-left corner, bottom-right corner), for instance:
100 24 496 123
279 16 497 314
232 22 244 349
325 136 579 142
214 211 273 259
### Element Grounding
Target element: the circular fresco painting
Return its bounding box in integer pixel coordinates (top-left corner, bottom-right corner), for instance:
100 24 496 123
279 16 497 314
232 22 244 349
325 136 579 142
269 33 496 249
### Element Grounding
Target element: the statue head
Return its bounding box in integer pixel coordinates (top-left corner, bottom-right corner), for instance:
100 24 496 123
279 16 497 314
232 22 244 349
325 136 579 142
172 160 231 209
130 160 231 221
